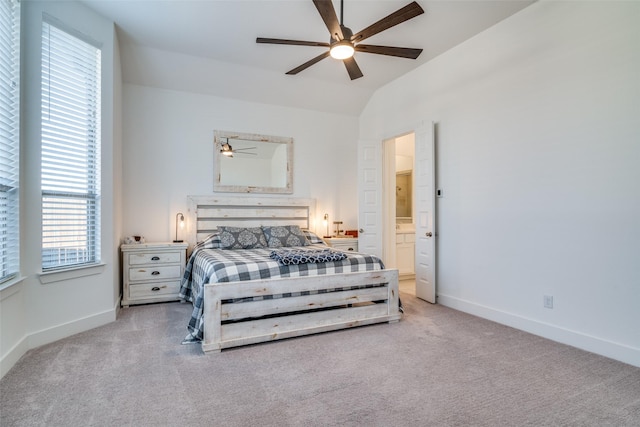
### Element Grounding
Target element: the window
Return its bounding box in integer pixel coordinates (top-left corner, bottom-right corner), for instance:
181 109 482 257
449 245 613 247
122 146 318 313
0 0 20 283
41 19 101 271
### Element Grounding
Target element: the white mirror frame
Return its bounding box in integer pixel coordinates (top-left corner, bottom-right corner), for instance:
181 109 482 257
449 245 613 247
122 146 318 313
213 130 293 194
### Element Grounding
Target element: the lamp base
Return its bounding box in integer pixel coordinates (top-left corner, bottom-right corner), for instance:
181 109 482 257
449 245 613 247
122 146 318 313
173 240 183 243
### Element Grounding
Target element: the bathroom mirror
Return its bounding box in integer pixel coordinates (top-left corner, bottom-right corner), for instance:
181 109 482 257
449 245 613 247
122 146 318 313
396 170 412 220
214 130 293 194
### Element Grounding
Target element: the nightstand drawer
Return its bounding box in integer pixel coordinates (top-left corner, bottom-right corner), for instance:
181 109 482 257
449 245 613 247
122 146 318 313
128 251 182 265
129 265 182 281
332 242 357 251
129 281 181 299
324 237 358 252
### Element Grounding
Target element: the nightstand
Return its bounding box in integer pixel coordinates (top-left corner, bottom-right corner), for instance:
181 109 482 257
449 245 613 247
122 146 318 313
323 237 358 252
121 242 188 307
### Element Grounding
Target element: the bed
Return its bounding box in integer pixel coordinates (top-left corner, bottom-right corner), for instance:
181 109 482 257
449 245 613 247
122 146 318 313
180 196 401 353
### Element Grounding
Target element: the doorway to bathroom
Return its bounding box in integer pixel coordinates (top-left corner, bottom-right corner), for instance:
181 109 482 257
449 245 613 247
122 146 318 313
359 123 435 302
383 133 416 295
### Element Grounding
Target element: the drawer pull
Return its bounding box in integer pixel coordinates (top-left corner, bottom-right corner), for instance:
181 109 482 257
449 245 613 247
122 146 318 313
151 271 160 275
151 286 160 291
151 256 160 261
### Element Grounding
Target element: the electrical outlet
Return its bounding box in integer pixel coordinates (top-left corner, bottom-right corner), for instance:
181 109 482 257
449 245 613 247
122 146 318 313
544 295 554 309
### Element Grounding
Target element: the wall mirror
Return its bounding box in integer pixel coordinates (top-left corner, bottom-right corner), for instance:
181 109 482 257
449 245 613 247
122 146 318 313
214 130 293 194
396 170 412 220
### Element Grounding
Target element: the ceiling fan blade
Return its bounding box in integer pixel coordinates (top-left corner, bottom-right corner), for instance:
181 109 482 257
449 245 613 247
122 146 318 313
286 51 331 75
256 38 329 48
351 1 424 43
313 0 344 40
343 57 363 80
355 44 422 59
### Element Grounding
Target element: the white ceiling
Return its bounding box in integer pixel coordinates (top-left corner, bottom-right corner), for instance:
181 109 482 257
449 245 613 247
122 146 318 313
81 0 535 115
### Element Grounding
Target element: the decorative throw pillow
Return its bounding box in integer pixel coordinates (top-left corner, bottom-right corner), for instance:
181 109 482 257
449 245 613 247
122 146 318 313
218 226 267 249
269 248 348 265
301 229 325 245
261 225 310 248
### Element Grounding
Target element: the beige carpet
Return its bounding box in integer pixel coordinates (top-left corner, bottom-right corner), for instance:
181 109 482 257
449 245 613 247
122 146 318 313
1 292 639 426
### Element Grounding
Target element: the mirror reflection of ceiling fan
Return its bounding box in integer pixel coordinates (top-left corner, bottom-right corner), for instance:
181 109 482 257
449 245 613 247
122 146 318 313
257 0 425 80
220 138 257 158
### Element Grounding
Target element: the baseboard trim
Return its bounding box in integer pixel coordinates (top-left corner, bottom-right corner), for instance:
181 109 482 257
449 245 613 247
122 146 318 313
437 294 640 368
1 304 118 379
0 336 29 378
28 307 117 350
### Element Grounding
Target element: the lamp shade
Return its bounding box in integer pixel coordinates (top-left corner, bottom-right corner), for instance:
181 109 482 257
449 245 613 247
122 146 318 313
323 213 330 237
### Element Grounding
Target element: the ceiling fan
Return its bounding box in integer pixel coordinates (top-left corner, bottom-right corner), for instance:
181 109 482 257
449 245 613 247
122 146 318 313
257 0 425 80
219 138 257 158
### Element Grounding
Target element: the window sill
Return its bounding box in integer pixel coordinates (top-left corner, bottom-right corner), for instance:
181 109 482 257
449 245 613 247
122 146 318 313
0 276 26 301
39 263 106 285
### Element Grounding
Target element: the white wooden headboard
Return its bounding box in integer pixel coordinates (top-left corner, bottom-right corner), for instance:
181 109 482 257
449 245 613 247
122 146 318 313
186 196 316 246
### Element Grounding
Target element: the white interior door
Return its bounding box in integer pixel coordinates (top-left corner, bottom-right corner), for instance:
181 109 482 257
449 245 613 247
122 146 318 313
414 122 437 303
382 138 397 267
357 139 383 258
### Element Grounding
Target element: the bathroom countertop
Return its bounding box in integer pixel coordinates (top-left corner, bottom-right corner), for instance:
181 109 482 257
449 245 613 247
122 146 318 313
396 224 415 233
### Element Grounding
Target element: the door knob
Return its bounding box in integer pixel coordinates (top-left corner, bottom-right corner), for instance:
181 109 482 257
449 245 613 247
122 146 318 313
425 232 433 237
359 228 364 233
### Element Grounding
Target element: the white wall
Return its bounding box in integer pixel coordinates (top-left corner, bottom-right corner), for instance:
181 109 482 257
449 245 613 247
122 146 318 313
360 1 640 366
122 84 359 242
220 156 272 187
1 1 122 378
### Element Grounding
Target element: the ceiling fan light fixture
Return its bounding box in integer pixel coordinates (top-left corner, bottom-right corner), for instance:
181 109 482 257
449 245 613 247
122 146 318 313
330 41 354 60
221 143 234 157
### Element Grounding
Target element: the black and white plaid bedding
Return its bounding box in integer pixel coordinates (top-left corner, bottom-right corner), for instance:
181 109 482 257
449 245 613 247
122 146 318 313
179 241 385 343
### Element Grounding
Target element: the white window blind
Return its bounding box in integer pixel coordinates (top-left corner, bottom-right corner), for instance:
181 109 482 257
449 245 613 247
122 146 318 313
41 20 102 271
0 0 20 283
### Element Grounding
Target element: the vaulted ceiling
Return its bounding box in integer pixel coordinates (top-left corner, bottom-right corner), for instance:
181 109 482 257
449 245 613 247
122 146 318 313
81 0 535 115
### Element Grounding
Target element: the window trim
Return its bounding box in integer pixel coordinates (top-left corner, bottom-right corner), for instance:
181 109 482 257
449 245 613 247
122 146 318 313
40 17 102 272
0 275 24 295
0 0 21 284
39 263 106 285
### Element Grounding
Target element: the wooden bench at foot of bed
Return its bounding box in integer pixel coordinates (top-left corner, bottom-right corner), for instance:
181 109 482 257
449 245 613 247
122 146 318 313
202 269 400 352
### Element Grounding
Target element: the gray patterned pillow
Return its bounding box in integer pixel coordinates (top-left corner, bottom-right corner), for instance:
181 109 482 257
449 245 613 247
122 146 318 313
261 225 310 248
218 226 267 249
